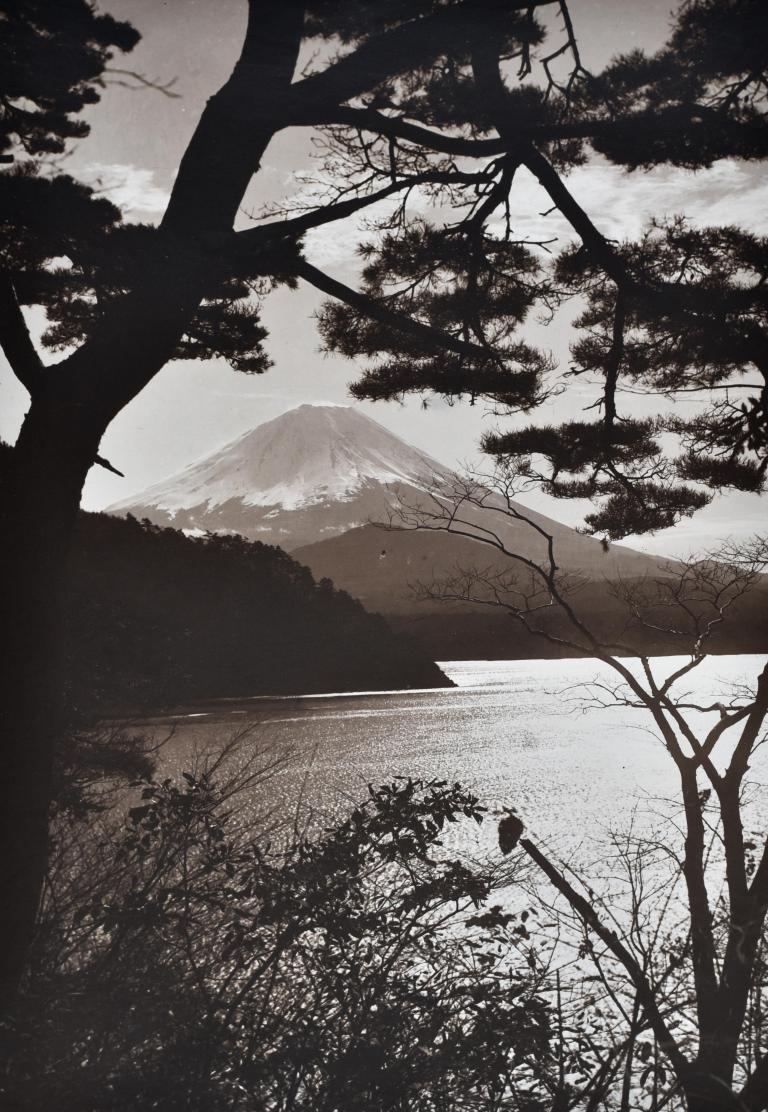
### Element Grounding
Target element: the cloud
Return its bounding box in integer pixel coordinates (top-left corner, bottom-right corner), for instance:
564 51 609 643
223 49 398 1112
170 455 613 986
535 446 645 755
81 162 170 219
300 157 766 275
303 185 436 275
304 202 391 274
498 157 768 246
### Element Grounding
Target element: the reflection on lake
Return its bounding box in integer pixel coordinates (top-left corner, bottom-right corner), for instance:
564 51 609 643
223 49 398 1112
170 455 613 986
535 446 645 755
143 655 768 864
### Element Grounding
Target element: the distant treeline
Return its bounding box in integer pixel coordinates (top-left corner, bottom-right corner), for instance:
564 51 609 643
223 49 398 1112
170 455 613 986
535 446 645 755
63 510 450 714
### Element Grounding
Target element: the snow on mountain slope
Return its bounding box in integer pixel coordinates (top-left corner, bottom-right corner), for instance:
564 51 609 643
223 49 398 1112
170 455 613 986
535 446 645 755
107 405 453 549
108 402 668 579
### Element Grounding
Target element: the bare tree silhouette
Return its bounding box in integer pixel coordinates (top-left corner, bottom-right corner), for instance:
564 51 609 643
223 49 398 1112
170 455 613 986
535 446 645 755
387 470 768 1110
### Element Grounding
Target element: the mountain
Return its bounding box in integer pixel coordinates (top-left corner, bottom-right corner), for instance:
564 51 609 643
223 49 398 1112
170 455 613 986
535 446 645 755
292 502 670 617
107 404 455 550
292 523 768 660
107 402 673 579
106 405 767 660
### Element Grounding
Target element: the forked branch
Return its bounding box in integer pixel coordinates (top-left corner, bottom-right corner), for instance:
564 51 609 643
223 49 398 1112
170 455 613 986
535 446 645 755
0 276 45 395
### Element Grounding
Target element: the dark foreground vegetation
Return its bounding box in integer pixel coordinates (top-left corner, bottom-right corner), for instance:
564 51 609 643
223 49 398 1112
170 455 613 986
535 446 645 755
2 0 768 1106
0 751 555 1112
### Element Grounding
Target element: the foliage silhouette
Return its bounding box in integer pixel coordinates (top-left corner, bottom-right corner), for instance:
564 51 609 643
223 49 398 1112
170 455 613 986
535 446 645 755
1 767 554 1112
2 0 767 1005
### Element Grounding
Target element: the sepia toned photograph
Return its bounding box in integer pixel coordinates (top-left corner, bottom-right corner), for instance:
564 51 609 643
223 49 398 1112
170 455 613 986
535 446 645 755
1 1 767 1108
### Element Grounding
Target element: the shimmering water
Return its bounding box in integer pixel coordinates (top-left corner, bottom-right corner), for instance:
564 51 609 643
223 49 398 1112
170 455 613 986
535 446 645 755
146 654 768 863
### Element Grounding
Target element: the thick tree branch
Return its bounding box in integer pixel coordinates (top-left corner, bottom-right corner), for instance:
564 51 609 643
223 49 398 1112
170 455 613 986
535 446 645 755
520 143 632 286
303 102 736 160
293 256 495 363
161 0 305 236
726 663 768 788
678 765 720 1040
60 0 307 417
0 276 45 395
93 454 124 478
712 672 768 933
290 1 556 112
304 105 508 157
740 1053 768 1112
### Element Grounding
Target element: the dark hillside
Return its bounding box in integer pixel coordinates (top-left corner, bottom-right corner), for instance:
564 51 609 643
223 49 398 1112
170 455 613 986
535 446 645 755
295 525 768 660
62 512 451 715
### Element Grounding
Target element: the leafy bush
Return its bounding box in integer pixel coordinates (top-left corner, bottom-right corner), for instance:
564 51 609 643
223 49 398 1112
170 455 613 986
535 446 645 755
1 754 549 1111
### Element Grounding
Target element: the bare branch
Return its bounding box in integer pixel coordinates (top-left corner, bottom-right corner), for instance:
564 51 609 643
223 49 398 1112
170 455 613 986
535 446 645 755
238 167 489 243
519 833 689 1079
102 68 181 98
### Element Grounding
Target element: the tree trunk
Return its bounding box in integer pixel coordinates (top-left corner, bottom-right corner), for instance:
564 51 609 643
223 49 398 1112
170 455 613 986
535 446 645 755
683 1064 740 1112
0 0 308 1009
0 396 105 1007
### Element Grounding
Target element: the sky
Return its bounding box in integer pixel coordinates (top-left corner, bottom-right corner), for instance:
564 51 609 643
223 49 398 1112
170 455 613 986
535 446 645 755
1 0 766 557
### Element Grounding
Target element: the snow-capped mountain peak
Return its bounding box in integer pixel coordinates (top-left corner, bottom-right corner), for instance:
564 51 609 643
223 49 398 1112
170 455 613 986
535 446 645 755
107 405 452 548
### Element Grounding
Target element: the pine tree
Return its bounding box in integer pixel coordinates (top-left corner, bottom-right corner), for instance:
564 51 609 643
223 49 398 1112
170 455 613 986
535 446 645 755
318 0 768 537
1 0 765 1007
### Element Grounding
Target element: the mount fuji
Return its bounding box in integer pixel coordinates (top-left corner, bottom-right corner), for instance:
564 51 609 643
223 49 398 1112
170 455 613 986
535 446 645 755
109 403 661 581
107 404 767 658
107 404 454 550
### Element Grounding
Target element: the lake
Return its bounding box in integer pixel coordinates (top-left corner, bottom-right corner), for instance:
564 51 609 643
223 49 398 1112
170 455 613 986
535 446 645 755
145 654 768 865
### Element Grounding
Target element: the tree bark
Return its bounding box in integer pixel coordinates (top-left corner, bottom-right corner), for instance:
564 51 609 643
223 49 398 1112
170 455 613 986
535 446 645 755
683 1070 741 1112
0 0 308 1008
0 397 106 1004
